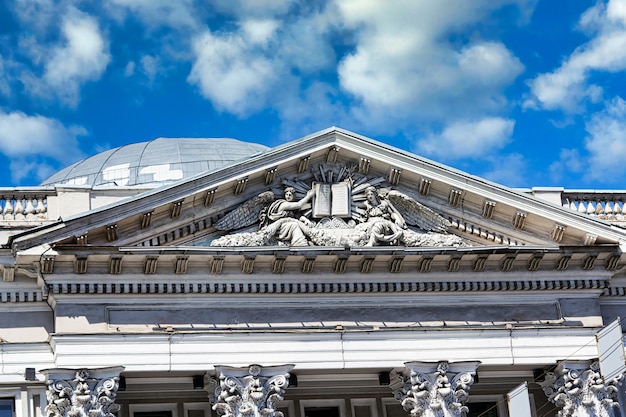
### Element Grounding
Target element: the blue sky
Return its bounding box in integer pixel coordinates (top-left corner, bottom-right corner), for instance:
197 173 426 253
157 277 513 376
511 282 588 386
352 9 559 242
1 0 626 189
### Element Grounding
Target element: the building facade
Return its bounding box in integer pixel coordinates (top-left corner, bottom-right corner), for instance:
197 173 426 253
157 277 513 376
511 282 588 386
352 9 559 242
1 128 625 417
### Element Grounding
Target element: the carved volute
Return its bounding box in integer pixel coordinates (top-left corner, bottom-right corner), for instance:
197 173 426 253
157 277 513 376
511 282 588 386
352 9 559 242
540 360 622 417
208 364 295 417
390 361 480 417
41 367 124 417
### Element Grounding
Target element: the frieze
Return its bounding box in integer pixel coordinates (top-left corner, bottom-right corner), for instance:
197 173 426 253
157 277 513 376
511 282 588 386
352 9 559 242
210 164 467 248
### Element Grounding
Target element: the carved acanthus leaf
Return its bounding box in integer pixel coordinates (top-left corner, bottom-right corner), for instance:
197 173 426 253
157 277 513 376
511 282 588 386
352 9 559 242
541 360 622 417
211 364 294 417
42 367 124 417
391 361 480 417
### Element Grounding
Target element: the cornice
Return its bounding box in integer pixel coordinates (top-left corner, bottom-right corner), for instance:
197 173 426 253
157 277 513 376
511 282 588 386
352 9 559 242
40 276 609 299
6 245 621 303
13 244 621 276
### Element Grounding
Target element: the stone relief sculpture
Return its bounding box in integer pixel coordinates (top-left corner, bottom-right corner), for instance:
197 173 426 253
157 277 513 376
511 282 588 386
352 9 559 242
210 164 466 248
260 187 316 246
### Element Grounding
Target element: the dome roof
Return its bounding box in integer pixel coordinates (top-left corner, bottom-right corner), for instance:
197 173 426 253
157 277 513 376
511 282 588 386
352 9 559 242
41 137 270 188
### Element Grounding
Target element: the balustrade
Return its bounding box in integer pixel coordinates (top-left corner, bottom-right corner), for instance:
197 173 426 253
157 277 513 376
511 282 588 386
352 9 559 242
560 191 626 222
0 189 53 222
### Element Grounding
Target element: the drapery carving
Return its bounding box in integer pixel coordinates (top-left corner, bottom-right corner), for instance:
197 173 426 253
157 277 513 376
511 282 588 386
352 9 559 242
540 360 622 417
390 361 480 417
41 367 124 417
208 364 294 417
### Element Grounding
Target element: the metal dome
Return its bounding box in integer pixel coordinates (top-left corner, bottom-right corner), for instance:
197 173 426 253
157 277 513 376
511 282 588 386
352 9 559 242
40 137 270 187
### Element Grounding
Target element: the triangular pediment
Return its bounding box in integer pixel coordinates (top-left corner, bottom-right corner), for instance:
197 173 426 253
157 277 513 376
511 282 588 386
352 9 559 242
9 127 626 253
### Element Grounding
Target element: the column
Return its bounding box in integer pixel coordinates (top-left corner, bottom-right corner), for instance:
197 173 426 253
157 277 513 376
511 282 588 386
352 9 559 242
41 367 124 417
390 361 480 417
207 364 294 417
540 360 622 417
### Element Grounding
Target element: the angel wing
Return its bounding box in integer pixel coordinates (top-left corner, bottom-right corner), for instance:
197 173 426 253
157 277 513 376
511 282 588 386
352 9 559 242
387 190 450 232
213 191 275 231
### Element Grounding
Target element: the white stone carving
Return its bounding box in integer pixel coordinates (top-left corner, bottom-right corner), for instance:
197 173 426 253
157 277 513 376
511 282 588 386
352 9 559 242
391 361 480 417
41 367 124 417
209 364 294 417
211 164 466 248
540 360 622 417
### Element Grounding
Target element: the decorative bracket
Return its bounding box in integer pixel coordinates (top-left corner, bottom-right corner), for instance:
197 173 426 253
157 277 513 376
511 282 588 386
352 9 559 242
141 211 153 229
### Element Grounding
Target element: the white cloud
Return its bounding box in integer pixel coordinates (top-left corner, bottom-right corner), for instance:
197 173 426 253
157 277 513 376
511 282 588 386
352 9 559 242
0 56 10 97
186 1 342 118
124 61 135 77
121 55 162 87
20 7 110 107
0 111 87 183
548 149 584 184
11 0 60 33
335 1 526 129
607 0 626 24
583 97 626 179
526 0 626 112
140 55 160 83
0 111 86 160
480 153 528 187
547 97 626 184
211 0 296 19
105 0 199 29
417 117 515 159
9 161 59 184
186 1 528 132
187 31 276 115
240 19 280 45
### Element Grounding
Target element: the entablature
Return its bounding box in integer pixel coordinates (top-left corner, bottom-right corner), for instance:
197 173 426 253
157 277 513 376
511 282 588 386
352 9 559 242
8 245 621 303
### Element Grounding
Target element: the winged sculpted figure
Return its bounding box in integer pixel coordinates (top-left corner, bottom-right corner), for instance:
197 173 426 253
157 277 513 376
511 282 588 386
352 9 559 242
210 165 466 247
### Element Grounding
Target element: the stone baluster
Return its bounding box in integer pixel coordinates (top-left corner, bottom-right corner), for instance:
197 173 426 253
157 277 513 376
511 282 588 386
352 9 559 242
37 196 47 218
3 197 13 220
390 361 480 417
41 367 125 417
208 364 294 417
605 201 614 219
25 196 36 219
540 360 622 417
13 197 24 220
614 201 623 220
578 200 587 214
595 200 605 216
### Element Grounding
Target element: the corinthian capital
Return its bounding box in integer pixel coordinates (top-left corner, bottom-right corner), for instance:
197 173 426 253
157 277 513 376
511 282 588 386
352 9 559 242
390 361 480 417
210 364 295 417
541 360 622 417
41 367 125 417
